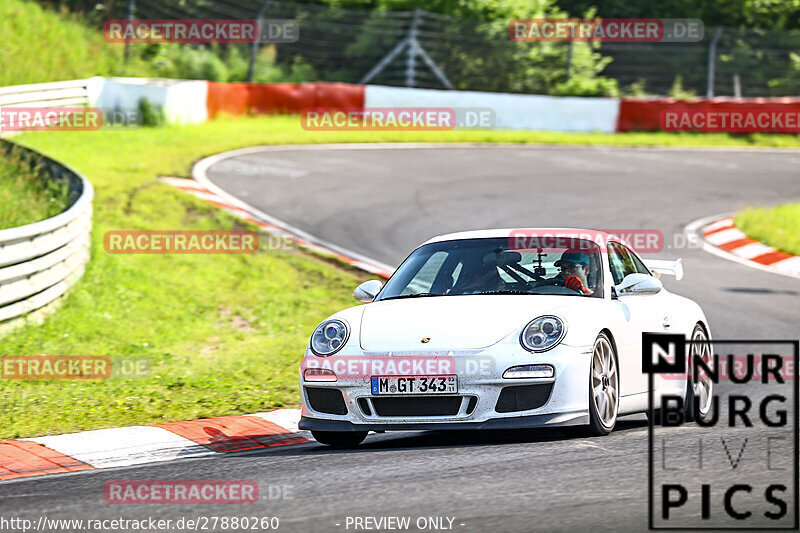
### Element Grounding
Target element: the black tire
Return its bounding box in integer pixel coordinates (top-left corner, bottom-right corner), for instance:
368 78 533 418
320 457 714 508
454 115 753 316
685 324 714 423
586 332 619 436
311 430 368 448
646 408 662 425
645 325 712 426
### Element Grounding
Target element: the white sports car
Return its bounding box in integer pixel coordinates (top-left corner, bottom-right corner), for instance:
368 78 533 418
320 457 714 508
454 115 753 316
298 229 713 447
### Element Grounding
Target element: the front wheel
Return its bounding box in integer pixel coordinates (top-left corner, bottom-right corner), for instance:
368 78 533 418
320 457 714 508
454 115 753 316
311 430 368 448
587 332 619 436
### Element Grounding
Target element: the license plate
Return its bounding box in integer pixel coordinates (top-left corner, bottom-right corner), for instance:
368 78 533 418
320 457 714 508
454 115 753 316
371 376 457 395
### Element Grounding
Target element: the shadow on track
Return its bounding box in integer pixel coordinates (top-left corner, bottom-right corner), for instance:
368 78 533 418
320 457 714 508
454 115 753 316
249 417 650 457
724 286 800 296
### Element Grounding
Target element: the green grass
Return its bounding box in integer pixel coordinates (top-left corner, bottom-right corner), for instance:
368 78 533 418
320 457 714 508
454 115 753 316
3 115 800 440
0 0 210 86
736 203 800 257
0 155 71 229
0 0 125 86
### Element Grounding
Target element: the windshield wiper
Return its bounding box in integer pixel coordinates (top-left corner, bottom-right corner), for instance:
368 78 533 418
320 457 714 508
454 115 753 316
380 292 441 301
471 290 532 295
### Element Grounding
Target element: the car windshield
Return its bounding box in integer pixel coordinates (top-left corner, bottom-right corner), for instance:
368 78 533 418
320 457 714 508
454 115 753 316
377 237 604 300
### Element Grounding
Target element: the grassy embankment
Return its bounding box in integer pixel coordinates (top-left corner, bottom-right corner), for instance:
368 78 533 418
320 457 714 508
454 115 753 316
736 203 800 257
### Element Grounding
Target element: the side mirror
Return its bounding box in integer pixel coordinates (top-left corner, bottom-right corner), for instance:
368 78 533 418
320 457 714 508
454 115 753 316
616 273 662 296
354 279 383 303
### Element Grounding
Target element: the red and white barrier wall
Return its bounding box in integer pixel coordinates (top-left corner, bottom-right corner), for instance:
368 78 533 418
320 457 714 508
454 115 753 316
86 77 800 133
206 81 364 118
616 97 800 132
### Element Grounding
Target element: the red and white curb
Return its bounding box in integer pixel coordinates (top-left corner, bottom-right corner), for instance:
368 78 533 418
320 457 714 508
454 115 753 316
161 176 392 279
0 409 307 481
689 215 800 278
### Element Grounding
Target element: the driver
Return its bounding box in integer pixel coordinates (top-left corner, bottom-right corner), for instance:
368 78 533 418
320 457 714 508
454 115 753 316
549 249 594 295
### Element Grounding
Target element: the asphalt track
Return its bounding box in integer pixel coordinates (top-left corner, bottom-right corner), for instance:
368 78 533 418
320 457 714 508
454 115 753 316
3 144 799 532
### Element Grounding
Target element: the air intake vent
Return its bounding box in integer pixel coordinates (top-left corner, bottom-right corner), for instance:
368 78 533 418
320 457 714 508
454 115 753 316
305 387 347 415
495 384 552 413
358 398 372 416
466 396 478 414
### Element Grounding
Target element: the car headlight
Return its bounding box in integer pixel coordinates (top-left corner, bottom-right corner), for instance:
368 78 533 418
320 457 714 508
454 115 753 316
310 319 349 356
520 315 566 353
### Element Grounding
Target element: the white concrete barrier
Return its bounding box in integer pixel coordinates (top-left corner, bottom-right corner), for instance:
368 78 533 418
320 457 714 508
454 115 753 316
0 79 89 109
87 77 208 124
365 85 621 133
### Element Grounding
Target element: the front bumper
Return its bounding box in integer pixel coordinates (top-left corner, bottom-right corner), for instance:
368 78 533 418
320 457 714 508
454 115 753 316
298 343 593 431
299 411 588 432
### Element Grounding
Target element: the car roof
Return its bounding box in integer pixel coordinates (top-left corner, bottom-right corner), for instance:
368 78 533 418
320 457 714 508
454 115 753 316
423 228 629 246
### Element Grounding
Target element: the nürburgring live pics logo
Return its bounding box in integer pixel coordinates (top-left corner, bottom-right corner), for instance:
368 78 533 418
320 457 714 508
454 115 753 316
644 333 798 530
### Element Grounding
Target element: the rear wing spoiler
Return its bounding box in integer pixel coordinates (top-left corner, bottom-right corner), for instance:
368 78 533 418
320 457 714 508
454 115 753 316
644 258 683 281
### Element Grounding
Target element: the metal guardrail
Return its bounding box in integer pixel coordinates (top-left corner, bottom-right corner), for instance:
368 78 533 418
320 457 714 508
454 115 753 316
0 140 93 333
0 79 90 108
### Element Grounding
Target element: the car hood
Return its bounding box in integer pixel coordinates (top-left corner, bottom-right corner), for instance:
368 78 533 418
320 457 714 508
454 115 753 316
359 295 582 351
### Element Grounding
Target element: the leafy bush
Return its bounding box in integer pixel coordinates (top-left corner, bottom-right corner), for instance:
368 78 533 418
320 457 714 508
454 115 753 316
621 79 650 97
137 98 166 127
669 75 698 99
553 76 619 97
124 42 317 83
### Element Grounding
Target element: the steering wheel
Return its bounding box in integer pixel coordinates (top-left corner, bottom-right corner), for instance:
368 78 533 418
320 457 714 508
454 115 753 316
528 284 578 295
531 277 585 294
